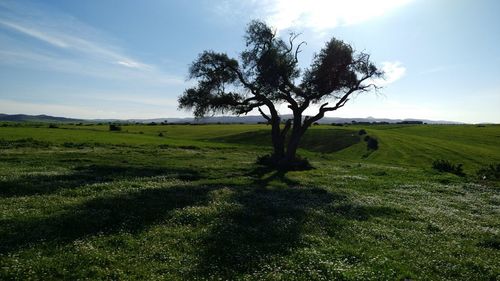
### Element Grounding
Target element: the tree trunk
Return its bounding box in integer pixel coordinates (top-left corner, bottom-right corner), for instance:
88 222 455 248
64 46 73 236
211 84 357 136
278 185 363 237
283 112 304 162
284 129 304 162
270 117 285 158
264 111 312 169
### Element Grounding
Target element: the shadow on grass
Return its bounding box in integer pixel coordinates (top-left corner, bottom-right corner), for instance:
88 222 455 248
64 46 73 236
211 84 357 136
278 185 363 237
192 169 404 278
246 165 301 187
194 185 342 277
1 165 404 279
211 128 360 153
0 164 200 197
0 183 215 254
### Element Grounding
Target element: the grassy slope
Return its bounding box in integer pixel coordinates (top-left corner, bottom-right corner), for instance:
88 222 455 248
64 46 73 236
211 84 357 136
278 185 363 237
0 123 499 280
327 124 500 172
373 125 499 167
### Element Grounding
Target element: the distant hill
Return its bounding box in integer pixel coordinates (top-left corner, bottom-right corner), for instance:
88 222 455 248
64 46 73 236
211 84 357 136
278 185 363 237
0 113 463 124
123 115 463 125
0 114 84 123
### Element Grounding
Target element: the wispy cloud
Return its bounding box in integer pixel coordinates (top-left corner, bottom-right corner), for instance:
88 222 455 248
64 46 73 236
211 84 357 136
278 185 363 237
0 20 151 71
0 0 180 81
373 61 406 87
0 48 183 85
0 19 69 48
215 0 413 32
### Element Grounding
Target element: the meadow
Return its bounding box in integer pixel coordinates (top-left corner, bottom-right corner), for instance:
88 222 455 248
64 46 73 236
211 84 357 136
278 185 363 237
0 123 499 280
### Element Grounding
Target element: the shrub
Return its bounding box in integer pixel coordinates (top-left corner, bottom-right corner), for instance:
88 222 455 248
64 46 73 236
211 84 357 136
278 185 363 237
432 159 465 176
109 124 121 131
256 154 313 171
179 145 200 150
477 163 500 181
158 132 164 137
48 124 58 128
366 137 378 150
358 129 367 135
62 142 87 149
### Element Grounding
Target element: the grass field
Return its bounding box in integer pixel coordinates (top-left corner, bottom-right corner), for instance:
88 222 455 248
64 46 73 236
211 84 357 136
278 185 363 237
0 123 499 280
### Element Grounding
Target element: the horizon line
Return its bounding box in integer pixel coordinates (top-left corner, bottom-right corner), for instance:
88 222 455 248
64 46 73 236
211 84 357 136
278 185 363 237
1 112 492 125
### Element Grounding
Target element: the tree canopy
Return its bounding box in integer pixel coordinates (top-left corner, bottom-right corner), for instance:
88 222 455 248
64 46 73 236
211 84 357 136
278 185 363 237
179 20 383 168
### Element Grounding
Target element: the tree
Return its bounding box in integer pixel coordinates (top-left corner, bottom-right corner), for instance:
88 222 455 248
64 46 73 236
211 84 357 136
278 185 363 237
179 20 383 169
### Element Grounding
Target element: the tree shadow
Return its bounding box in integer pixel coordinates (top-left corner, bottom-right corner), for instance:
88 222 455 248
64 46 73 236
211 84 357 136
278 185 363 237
0 164 200 197
0 183 215 254
1 164 404 279
210 128 360 153
193 185 343 277
192 169 404 279
246 165 300 187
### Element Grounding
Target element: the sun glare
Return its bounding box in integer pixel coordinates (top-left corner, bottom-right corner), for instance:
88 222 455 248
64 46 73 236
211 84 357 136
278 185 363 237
264 0 414 31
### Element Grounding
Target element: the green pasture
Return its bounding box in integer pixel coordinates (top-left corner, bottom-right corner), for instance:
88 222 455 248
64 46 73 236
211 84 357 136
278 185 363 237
0 123 498 280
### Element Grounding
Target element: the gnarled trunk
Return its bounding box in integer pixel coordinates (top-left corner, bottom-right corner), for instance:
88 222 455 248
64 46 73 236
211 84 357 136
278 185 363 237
270 118 285 158
264 109 316 169
285 134 301 162
283 112 303 162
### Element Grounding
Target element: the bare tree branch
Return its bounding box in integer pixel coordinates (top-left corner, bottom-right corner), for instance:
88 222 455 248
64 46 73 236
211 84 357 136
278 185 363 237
294 41 306 63
258 107 271 121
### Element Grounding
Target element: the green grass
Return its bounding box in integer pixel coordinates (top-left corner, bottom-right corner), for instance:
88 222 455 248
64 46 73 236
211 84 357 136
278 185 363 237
0 123 499 280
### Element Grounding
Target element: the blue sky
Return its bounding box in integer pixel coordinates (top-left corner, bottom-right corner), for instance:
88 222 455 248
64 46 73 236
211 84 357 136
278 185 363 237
0 0 499 123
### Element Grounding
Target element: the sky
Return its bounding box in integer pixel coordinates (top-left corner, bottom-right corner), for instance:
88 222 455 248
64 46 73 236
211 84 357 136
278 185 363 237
0 0 499 123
